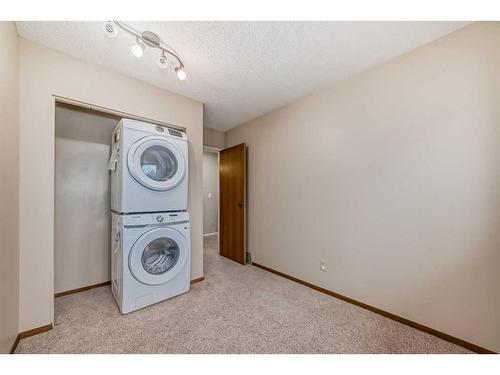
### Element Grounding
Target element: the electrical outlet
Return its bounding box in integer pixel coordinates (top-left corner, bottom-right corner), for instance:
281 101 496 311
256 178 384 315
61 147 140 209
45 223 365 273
320 260 327 272
208 192 212 198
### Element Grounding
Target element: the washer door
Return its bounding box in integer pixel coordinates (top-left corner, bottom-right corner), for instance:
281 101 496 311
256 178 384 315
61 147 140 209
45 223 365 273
128 136 186 191
129 227 188 285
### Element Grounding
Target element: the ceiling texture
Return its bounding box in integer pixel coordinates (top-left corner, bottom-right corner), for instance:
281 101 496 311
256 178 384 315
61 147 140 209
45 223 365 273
17 21 470 131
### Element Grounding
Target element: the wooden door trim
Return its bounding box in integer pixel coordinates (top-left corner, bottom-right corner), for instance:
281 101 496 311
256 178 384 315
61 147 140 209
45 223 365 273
240 143 247 263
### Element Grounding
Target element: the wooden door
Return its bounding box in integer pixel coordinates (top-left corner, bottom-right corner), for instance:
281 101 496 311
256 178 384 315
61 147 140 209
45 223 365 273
219 143 246 264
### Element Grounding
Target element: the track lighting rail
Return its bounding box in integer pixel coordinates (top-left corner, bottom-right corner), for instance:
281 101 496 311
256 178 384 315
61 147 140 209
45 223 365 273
104 21 187 80
113 21 184 68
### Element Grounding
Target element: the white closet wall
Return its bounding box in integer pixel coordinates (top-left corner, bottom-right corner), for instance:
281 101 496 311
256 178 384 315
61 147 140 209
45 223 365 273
54 104 119 294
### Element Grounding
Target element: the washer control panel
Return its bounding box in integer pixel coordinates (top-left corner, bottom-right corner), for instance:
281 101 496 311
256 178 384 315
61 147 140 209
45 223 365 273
122 212 189 227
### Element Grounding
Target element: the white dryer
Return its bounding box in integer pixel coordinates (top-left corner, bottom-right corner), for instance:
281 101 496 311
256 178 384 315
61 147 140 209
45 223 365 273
111 211 191 314
109 119 188 213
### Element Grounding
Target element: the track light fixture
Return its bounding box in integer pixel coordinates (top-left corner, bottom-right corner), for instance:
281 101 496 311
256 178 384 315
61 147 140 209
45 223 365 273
104 21 187 80
157 52 168 69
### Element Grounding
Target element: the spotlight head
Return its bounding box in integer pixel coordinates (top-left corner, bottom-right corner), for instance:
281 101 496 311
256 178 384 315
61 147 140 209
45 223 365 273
175 66 187 81
131 40 145 58
157 54 168 69
103 21 117 38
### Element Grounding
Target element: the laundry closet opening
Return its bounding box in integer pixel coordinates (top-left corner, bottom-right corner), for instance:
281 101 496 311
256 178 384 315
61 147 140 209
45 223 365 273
54 102 120 296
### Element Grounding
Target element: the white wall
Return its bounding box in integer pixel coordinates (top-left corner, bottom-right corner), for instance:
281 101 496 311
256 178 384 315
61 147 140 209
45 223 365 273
203 151 219 235
54 104 119 294
226 22 500 352
0 22 19 353
19 39 204 332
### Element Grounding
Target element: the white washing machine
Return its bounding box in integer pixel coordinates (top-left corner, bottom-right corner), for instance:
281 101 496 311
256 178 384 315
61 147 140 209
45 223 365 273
111 211 191 314
109 118 188 214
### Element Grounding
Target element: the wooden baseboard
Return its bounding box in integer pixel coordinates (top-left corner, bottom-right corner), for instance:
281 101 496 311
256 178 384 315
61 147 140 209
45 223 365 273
10 278 205 353
252 262 495 354
203 232 218 238
9 334 20 354
56 277 205 297
9 323 53 354
190 276 204 284
55 281 111 298
19 324 53 339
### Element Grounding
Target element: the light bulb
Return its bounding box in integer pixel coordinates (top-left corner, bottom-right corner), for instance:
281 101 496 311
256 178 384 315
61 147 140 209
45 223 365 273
103 21 117 38
176 67 187 81
131 40 145 58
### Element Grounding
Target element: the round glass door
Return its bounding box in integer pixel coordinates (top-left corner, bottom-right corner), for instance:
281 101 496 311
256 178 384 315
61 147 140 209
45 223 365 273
140 146 178 182
129 227 188 285
141 237 179 275
128 136 186 191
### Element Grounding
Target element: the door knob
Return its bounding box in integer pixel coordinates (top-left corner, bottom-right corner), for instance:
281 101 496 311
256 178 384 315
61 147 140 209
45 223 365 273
237 202 245 207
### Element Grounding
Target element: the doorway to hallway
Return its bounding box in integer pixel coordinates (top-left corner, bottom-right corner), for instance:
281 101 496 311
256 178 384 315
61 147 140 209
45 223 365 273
202 147 220 251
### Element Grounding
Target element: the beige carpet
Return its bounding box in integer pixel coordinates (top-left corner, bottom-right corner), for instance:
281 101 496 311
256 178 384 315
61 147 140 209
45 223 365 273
16 235 470 353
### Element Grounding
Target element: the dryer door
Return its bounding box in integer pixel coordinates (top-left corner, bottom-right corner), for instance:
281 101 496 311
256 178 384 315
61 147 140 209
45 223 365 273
127 136 186 191
129 227 188 285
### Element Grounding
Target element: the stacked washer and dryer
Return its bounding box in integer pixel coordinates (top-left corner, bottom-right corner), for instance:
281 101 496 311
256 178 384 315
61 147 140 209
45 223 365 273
109 119 190 314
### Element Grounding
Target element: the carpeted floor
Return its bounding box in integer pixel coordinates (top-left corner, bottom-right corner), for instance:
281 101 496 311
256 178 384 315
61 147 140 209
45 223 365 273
16 235 470 353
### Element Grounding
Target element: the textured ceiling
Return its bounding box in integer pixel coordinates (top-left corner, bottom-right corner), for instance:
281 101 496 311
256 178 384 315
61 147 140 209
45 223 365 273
17 21 470 131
